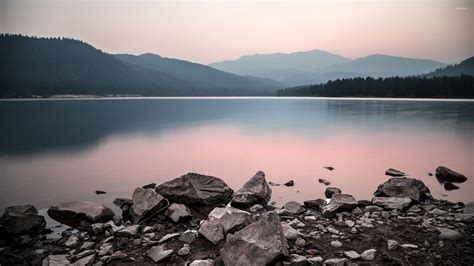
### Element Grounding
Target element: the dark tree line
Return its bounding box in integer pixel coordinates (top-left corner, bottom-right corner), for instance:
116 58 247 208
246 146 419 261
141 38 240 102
276 75 474 98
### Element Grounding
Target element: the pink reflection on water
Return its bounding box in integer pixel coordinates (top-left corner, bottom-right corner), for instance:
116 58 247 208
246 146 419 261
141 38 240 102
1 124 473 210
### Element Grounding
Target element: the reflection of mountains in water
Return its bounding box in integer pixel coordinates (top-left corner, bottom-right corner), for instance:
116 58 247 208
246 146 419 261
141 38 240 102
1 98 473 156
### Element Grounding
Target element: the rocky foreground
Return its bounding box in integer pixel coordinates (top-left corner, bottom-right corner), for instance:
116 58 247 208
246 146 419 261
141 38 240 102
0 168 473 265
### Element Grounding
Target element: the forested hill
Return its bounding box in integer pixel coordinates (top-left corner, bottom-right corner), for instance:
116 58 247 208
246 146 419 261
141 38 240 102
424 57 474 77
0 34 282 98
276 75 474 98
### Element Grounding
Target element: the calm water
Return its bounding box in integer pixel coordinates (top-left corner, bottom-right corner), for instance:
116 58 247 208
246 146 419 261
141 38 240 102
0 97 473 211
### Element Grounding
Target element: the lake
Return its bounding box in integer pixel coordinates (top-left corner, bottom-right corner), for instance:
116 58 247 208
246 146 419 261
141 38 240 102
0 97 473 212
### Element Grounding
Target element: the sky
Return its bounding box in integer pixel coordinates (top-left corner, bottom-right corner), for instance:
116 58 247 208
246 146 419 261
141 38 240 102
0 0 472 64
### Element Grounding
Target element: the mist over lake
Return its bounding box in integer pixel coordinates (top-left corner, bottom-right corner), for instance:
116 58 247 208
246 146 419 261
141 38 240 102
1 97 473 211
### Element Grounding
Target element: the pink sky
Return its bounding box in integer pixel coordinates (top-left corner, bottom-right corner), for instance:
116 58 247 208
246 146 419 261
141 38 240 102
0 0 472 64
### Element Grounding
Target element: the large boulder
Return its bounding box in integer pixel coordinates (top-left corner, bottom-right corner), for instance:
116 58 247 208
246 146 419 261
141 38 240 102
220 211 289 265
371 197 412 210
231 171 272 208
198 207 253 245
435 166 467 183
321 194 358 218
156 173 233 206
373 177 432 202
1 205 46 236
48 201 114 225
130 187 168 223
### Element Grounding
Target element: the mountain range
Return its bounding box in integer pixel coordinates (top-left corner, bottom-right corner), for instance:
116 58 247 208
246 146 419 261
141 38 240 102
210 51 449 86
0 34 472 98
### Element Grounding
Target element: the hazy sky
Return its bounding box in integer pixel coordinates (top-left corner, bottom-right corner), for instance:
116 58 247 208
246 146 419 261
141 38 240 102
0 0 472 64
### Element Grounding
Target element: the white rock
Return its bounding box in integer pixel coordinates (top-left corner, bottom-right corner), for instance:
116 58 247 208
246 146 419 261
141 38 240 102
345 220 355 227
387 239 399 250
330 240 342 248
360 249 376 261
177 244 191 256
401 244 418 249
344 250 360 260
189 259 214 266
158 233 180 243
147 245 173 263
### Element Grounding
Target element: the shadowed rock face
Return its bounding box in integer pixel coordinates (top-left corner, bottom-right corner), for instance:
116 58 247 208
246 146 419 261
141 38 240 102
231 171 272 208
435 166 468 183
155 173 234 206
47 201 114 225
220 211 288 265
373 177 432 202
1 205 46 236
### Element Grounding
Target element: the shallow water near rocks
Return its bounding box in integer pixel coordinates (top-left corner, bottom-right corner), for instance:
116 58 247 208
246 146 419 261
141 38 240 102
0 97 473 211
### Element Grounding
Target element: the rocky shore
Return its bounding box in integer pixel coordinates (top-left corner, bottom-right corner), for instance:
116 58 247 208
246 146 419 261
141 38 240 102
1 167 473 265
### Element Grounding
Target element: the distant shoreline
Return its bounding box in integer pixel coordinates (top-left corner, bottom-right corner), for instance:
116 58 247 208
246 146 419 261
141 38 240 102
1 96 474 102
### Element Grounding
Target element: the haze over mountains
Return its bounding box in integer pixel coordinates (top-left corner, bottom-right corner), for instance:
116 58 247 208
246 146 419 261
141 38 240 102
210 51 448 86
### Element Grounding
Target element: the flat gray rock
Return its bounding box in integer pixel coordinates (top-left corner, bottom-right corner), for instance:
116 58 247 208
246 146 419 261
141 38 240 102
156 173 233 205
42 255 70 266
231 171 272 208
322 194 358 217
48 201 114 224
147 245 173 263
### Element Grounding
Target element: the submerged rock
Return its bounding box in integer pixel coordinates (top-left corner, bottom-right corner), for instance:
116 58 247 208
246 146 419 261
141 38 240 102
322 193 358 217
435 166 467 183
1 205 46 237
385 168 406 177
318 179 331 185
325 187 342 198
444 183 460 190
220 211 288 265
373 177 432 202
231 171 272 208
155 173 233 205
371 196 412 210
284 180 294 186
130 187 168 223
48 201 114 225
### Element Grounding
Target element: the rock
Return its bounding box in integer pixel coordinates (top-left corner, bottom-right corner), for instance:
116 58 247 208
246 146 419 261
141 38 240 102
324 258 349 265
290 254 308 265
269 182 280 186
113 198 132 209
387 239 399 250
164 203 192 222
303 199 326 210
284 180 294 186
116 224 140 236
155 173 233 205
142 183 156 189
401 244 418 249
1 205 46 236
72 254 95 266
295 238 306 247
371 196 412 210
325 187 341 198
283 201 305 214
249 204 264 212
108 251 127 262
80 241 95 250
435 166 467 183
464 201 474 214
344 220 355 227
324 166 335 171
158 233 180 243
308 257 323 263
177 244 191 256
98 243 113 256
65 235 79 248
330 240 342 248
444 183 459 190
360 249 376 261
95 190 106 195
282 223 304 240
437 228 462 240
147 245 173 263
48 201 114 224
373 177 432 202
231 171 272 208
130 187 168 223
318 179 331 185
42 255 70 266
385 168 405 177
321 194 358 217
179 229 198 243
344 250 360 260
430 208 448 216
190 260 214 266
198 217 225 245
220 211 288 265
91 223 107 235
